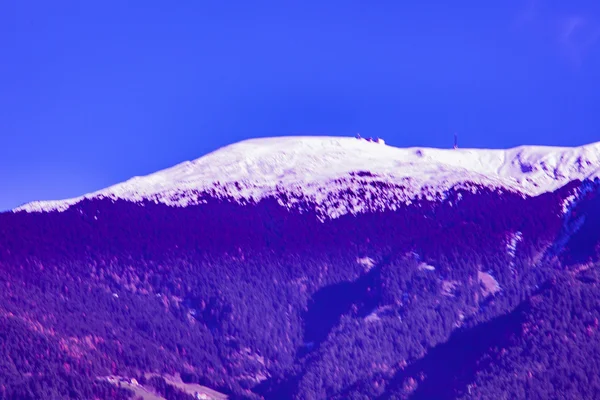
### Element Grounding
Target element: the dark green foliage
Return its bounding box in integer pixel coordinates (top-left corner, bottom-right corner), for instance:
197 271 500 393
463 269 600 400
0 181 597 399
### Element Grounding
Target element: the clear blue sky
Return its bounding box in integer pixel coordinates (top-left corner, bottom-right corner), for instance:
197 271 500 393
1 1 600 211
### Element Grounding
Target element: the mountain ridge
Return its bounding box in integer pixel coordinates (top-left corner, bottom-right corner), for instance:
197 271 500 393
14 136 600 218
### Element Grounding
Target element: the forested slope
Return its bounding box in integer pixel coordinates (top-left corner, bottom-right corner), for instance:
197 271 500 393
1 180 599 399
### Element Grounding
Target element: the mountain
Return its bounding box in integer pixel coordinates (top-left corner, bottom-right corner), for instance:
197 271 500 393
16 136 600 217
2 136 600 399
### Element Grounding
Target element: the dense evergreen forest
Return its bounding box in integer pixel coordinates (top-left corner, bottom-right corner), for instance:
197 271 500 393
0 179 599 399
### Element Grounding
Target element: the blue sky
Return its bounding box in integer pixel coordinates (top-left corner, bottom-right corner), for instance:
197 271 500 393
1 1 599 211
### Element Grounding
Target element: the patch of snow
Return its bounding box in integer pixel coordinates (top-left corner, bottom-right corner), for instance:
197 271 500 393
562 194 578 215
357 257 376 272
418 262 436 271
14 136 600 219
506 231 523 258
364 312 381 323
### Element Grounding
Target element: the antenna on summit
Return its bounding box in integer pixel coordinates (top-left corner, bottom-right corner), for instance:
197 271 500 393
453 132 458 149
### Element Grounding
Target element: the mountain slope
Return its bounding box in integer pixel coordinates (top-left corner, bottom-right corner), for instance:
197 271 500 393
15 137 600 218
2 137 600 399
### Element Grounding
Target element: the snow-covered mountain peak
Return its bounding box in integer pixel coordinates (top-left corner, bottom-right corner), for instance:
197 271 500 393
14 136 600 218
